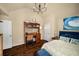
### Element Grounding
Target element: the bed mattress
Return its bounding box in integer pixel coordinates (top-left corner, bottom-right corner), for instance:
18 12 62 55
42 40 79 56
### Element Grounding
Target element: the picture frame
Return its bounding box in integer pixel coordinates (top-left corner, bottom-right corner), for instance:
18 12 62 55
64 16 79 30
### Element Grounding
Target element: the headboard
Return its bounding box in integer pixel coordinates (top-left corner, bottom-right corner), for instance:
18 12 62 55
59 31 79 40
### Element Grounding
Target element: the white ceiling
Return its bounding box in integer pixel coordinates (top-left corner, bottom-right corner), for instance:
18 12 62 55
0 3 79 16
0 3 79 12
0 3 34 12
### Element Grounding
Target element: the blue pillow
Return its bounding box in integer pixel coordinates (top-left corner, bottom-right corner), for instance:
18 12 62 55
37 49 51 56
71 38 79 45
60 36 71 43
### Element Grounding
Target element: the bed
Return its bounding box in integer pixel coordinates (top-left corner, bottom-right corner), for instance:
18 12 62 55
36 31 79 56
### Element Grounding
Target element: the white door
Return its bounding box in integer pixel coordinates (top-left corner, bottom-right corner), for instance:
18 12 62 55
0 21 3 33
2 20 12 49
44 23 52 41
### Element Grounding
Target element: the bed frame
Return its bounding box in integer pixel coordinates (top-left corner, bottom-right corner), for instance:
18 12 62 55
59 31 79 40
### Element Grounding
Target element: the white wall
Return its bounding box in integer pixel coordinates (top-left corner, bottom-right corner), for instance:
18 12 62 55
9 8 44 46
0 5 44 47
0 22 2 34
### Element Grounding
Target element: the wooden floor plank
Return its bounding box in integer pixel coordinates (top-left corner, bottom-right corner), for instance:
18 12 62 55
3 40 45 56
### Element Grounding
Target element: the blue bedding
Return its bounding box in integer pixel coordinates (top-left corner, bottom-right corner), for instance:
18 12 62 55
36 49 51 56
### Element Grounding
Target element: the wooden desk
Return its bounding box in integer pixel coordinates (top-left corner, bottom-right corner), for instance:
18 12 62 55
25 32 41 45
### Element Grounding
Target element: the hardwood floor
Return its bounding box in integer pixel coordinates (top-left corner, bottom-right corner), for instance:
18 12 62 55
3 40 46 56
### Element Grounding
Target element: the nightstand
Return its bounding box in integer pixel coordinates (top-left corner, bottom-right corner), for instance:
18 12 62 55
52 36 59 40
42 40 48 43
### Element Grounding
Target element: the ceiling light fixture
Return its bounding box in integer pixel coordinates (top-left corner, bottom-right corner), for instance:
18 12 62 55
33 3 47 14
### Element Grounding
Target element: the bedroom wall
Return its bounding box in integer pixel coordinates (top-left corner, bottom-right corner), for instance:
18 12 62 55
9 9 44 46
0 4 44 46
42 3 79 38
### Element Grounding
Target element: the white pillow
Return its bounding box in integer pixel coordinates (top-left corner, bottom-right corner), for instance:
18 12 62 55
60 36 70 43
70 38 79 45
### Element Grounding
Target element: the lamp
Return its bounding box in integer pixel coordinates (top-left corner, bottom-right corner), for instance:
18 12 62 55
33 3 47 14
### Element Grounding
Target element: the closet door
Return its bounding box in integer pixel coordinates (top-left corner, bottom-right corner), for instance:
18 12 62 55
44 23 52 41
2 20 12 49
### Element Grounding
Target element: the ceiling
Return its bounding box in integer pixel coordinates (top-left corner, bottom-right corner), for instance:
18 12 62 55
0 3 79 12
0 3 34 12
0 3 79 16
